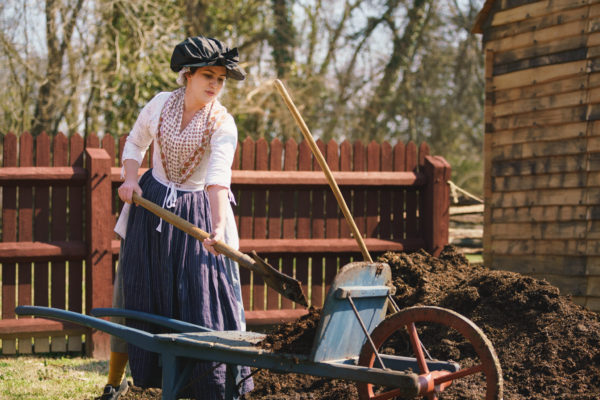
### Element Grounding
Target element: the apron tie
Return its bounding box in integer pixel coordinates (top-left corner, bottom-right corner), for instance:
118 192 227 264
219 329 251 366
156 182 178 232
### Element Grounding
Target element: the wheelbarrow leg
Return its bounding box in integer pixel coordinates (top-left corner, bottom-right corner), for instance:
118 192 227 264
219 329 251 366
161 354 193 400
224 363 242 400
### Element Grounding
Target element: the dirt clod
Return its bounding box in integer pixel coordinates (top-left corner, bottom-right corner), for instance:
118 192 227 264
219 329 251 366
258 307 321 355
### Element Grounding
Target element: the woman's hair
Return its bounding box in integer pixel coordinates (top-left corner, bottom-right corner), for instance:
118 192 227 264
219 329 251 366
176 67 199 86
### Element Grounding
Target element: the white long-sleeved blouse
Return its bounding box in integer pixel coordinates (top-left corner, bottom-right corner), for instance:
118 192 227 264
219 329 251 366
121 91 238 190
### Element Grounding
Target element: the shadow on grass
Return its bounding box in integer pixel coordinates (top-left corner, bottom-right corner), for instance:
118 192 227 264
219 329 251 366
70 359 109 374
0 352 110 374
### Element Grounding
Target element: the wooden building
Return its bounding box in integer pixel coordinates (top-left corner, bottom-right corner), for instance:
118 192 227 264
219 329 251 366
473 0 600 311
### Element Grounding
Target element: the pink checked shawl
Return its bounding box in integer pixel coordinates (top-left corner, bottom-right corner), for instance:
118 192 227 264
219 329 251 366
157 87 229 184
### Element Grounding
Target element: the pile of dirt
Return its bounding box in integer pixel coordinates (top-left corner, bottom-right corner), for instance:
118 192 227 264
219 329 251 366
118 246 600 399
379 247 600 399
258 306 321 354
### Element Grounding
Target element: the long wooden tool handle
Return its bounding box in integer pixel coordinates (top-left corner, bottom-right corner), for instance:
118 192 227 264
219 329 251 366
131 193 255 268
274 79 373 262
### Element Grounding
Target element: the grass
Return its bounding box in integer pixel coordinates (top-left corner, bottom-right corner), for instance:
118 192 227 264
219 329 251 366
0 355 117 400
465 253 483 265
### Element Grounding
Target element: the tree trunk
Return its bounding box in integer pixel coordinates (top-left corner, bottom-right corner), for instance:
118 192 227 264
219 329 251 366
183 0 210 37
32 0 60 135
270 0 295 78
32 0 84 136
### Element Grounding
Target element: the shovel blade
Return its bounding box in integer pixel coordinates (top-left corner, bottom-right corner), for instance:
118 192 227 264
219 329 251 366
249 251 308 307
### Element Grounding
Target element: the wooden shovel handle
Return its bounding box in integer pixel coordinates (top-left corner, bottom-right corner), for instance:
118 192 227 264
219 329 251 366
274 79 373 262
132 192 248 265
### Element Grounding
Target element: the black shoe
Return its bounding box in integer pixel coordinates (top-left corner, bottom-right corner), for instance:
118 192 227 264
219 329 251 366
100 377 128 400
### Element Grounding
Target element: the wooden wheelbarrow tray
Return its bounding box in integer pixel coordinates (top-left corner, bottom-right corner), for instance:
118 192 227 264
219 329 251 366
16 261 503 400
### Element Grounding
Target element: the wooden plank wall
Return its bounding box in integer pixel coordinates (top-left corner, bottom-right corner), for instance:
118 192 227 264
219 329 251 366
481 0 600 311
0 133 88 355
228 138 429 312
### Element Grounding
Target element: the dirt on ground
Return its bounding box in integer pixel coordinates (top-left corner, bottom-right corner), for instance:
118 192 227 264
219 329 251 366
117 246 600 399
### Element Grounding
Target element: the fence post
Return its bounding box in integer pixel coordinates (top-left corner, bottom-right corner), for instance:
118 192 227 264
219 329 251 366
85 148 113 359
421 155 451 257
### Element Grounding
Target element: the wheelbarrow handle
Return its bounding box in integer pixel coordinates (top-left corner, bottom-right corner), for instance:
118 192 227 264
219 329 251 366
131 192 308 306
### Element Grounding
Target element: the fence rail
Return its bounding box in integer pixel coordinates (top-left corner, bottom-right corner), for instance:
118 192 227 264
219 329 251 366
0 132 451 358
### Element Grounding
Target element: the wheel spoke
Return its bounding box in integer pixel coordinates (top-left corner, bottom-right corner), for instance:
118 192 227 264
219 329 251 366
434 363 484 385
407 322 429 374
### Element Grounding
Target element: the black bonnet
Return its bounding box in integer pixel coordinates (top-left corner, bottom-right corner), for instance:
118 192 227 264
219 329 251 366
170 35 245 81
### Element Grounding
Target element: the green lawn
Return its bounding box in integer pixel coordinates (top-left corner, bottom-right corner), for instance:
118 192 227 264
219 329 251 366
0 355 118 400
465 253 483 265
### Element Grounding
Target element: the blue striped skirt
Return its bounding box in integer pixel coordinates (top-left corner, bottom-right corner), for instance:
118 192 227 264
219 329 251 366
121 170 253 399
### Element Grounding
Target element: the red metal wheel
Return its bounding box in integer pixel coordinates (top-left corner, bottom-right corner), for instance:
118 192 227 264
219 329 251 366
357 306 503 400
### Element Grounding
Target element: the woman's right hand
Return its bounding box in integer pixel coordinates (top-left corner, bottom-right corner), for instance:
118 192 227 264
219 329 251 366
118 179 142 204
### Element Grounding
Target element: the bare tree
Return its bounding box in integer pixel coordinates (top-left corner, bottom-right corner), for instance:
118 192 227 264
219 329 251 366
0 1 45 134
360 0 433 142
0 0 485 192
31 0 86 135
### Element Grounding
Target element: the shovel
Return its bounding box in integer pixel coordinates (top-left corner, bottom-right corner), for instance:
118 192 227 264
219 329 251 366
274 79 373 262
131 192 308 307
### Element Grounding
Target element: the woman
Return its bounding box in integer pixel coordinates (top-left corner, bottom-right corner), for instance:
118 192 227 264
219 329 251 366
113 35 252 399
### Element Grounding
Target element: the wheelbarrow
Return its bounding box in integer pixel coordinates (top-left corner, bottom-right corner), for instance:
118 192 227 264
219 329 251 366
16 261 503 399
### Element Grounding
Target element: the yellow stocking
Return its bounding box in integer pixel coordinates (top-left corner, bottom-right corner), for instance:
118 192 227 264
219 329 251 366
107 351 128 387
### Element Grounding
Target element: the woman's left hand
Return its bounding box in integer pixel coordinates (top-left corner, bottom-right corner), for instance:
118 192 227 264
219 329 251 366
203 230 224 256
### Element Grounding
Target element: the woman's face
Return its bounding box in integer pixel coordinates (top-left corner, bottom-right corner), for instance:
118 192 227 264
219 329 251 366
187 66 227 106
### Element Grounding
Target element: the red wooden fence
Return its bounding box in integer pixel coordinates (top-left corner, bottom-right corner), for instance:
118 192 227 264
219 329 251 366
0 132 451 358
